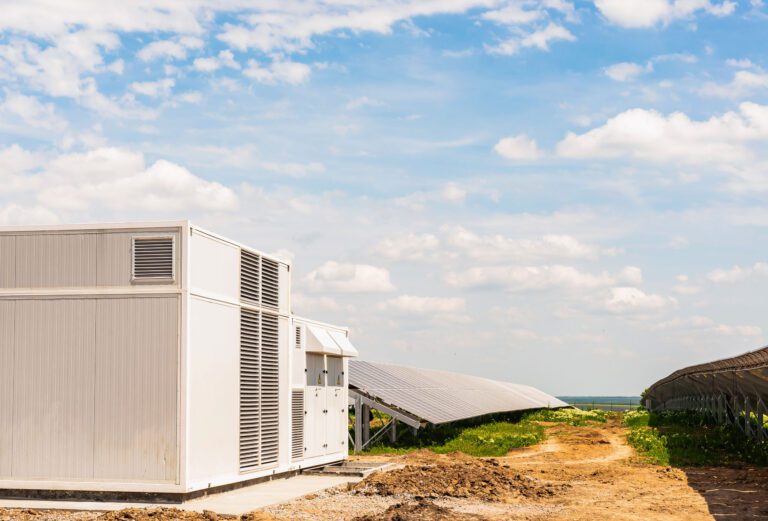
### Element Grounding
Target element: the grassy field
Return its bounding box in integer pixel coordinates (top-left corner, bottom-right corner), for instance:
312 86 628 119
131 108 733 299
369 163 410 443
359 407 609 456
624 409 768 466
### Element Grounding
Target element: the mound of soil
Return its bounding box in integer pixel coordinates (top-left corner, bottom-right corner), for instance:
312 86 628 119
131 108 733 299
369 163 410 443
98 509 234 521
353 459 567 502
351 500 489 521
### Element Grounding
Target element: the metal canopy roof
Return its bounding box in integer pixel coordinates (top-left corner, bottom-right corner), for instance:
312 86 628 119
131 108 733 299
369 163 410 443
647 345 768 408
349 360 567 425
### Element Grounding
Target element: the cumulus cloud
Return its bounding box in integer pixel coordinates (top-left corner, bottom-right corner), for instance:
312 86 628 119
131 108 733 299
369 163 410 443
556 102 768 166
595 0 736 28
442 225 619 263
0 144 238 215
603 287 676 313
304 261 395 293
493 134 542 160
0 91 68 135
700 70 768 99
604 61 652 82
440 182 467 203
486 23 575 55
445 264 639 291
129 78 175 97
136 36 203 62
244 59 311 85
707 262 768 283
373 233 442 261
192 50 240 72
379 295 465 314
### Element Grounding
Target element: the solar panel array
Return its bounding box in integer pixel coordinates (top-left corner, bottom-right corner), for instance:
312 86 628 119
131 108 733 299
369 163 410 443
349 360 567 425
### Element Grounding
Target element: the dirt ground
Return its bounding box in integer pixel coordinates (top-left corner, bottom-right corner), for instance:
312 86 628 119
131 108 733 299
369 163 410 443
4 418 768 520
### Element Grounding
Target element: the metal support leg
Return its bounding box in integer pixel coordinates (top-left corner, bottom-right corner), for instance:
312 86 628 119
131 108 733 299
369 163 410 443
354 394 362 453
362 404 370 446
389 419 397 443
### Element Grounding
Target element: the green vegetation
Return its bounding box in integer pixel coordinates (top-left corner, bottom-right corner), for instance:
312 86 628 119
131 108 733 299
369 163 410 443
524 407 609 425
624 409 768 466
358 406 608 457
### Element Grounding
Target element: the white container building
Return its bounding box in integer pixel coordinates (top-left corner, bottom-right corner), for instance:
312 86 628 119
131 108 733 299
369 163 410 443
0 221 358 497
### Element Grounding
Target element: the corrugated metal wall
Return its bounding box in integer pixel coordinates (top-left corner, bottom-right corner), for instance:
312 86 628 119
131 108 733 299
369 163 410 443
0 230 180 289
0 296 179 482
93 297 178 481
11 299 97 479
0 228 182 484
0 301 14 476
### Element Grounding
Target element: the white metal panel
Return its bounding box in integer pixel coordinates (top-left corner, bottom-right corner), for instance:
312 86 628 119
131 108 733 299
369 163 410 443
12 299 96 480
325 386 347 455
304 386 326 459
278 315 290 469
306 326 341 355
15 234 97 288
0 301 13 477
329 331 358 357
0 235 15 288
93 296 178 482
190 231 239 301
188 297 238 483
279 263 290 315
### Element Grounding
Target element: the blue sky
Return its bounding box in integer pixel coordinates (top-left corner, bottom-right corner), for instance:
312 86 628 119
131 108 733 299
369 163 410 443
1 0 767 394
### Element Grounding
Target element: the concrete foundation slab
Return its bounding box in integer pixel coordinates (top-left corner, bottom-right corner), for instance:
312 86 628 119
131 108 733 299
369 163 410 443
0 475 361 516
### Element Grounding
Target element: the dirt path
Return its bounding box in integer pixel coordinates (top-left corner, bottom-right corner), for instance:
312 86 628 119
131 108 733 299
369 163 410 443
262 418 719 520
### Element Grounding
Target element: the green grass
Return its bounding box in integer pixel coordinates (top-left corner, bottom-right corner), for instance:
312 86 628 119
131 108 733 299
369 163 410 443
356 407 607 457
624 410 768 466
523 407 610 426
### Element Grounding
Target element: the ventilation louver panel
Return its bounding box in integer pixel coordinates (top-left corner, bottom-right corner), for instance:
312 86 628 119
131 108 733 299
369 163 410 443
240 250 260 305
261 257 280 309
291 390 304 461
239 309 261 472
295 326 302 349
132 237 174 280
260 312 280 465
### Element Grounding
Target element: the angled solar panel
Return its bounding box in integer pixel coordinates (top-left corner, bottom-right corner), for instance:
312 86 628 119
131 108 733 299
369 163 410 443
349 360 567 425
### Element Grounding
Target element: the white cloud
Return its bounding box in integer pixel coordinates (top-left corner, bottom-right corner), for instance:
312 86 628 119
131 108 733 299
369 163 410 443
129 78 175 97
345 96 383 110
305 261 395 293
482 4 544 24
556 102 768 166
0 91 68 134
178 91 203 104
726 58 755 69
700 70 768 99
192 50 240 72
291 293 340 314
244 59 311 85
137 36 203 62
603 287 676 313
0 145 238 215
493 134 542 160
487 23 575 55
373 233 442 261
379 295 465 314
707 262 768 283
595 0 736 28
443 225 619 263
440 182 467 203
445 264 637 291
259 161 325 177
604 61 652 82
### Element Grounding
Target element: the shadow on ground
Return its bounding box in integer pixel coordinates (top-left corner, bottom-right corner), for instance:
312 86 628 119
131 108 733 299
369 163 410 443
684 467 768 519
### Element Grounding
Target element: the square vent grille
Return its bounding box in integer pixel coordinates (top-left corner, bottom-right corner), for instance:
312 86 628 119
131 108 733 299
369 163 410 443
132 237 174 281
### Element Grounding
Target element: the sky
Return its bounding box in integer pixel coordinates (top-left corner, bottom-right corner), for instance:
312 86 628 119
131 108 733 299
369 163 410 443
1 0 767 395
